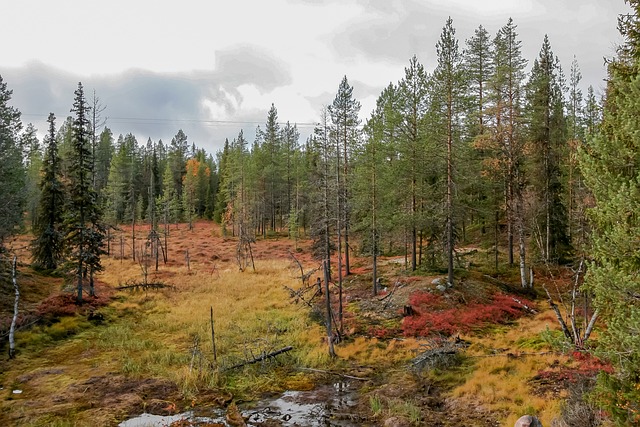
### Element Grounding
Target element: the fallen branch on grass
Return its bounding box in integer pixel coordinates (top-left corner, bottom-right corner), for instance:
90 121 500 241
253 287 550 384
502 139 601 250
511 297 538 314
411 337 468 371
299 367 369 381
378 280 401 303
288 250 321 286
116 282 175 291
284 284 321 307
225 346 294 371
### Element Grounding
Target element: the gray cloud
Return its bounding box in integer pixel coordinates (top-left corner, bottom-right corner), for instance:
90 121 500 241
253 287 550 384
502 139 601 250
329 0 623 93
1 45 293 154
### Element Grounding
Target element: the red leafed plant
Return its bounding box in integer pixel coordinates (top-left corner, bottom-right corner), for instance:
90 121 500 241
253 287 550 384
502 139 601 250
403 291 533 337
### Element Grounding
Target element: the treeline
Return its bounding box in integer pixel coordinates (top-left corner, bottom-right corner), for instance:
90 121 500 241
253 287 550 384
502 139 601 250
1 7 640 421
2 17 602 289
217 18 602 293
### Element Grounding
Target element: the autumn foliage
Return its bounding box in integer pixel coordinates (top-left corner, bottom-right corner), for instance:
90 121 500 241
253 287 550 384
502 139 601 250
403 291 533 337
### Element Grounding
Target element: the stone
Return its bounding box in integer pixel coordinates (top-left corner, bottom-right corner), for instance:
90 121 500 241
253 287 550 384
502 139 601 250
384 416 411 427
514 415 543 427
431 278 443 285
436 284 447 292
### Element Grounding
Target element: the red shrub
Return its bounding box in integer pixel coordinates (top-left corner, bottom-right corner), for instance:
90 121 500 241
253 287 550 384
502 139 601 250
403 291 534 337
368 326 401 339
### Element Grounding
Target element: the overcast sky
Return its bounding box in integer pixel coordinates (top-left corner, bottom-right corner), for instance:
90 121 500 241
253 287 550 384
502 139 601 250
0 0 631 155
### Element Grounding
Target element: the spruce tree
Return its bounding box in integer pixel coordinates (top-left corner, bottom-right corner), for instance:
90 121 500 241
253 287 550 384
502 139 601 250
0 75 25 249
65 82 105 302
32 114 65 270
579 1 640 420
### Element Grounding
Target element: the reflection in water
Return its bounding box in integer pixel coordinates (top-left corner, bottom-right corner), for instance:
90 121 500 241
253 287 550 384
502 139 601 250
120 381 362 427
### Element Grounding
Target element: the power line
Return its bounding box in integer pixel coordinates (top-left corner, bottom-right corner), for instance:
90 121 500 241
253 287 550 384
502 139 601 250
20 113 319 128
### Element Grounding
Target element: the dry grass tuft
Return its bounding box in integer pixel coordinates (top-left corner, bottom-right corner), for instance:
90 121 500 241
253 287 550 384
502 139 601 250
452 309 571 426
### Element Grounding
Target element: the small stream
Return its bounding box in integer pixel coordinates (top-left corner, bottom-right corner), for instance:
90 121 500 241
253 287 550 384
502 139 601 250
120 381 362 427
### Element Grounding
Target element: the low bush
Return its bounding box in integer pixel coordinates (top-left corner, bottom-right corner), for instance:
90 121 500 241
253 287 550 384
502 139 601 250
403 291 533 337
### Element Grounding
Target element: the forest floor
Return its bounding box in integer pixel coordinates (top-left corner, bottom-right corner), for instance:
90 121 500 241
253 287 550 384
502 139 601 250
0 220 605 426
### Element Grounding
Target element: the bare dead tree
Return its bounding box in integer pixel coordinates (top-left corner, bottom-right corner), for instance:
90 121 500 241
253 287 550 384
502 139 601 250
542 257 599 349
236 218 255 272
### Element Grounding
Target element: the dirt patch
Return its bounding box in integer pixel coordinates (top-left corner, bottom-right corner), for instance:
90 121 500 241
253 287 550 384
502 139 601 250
3 374 193 426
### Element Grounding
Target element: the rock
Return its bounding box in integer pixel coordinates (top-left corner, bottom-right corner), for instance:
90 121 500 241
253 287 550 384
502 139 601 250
431 278 443 286
436 284 447 292
384 416 411 427
515 415 543 427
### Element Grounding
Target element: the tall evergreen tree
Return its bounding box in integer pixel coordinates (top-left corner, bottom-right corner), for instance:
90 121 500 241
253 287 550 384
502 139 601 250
464 25 496 241
433 17 466 286
579 1 640 420
0 75 25 249
65 82 105 302
485 18 528 278
32 114 65 270
94 127 114 199
22 123 42 228
397 56 431 271
526 35 570 263
308 107 337 272
358 83 398 294
329 76 361 278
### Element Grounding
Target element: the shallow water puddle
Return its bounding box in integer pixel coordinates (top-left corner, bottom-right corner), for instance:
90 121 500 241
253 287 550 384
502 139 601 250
120 381 361 426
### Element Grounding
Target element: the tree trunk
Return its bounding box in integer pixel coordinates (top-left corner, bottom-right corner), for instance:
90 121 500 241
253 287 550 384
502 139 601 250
323 261 336 358
9 256 19 359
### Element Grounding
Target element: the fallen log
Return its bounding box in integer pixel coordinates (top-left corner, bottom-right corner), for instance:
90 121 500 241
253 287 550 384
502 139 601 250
225 346 294 371
116 282 175 291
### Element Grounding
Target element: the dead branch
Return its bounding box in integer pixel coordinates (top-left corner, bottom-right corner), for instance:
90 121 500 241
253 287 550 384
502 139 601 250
288 250 321 286
411 337 467 372
288 250 304 278
299 367 369 381
511 297 538 314
225 346 294 371
542 283 574 341
378 279 401 302
116 282 175 291
284 285 321 307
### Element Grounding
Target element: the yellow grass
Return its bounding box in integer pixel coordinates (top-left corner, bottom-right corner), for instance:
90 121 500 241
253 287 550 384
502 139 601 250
452 309 571 425
1 254 331 425
97 258 330 396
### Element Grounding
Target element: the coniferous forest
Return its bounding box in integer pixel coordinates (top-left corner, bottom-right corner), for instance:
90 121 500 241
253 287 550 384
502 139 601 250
1 4 640 426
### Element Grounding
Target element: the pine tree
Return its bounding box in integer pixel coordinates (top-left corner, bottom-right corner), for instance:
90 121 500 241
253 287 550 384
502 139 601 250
329 76 361 277
358 83 398 294
526 35 570 263
433 17 466 286
485 18 528 277
94 127 114 199
169 129 189 216
22 123 42 228
464 25 494 137
464 25 496 243
0 75 25 249
65 82 105 302
397 56 431 271
308 107 337 271
32 114 65 270
579 1 640 420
